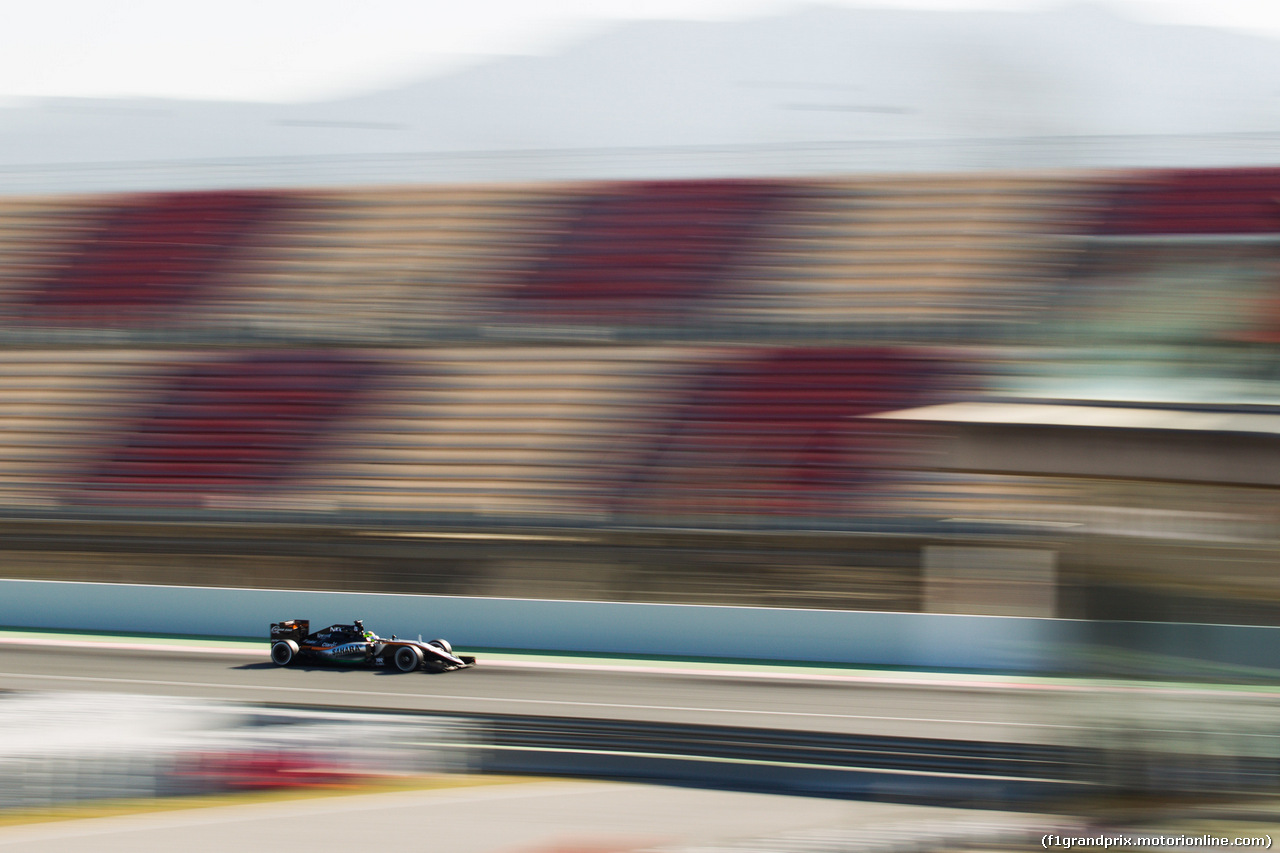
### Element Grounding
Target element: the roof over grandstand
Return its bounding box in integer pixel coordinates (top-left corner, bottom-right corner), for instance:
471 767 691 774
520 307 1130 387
874 402 1280 435
4 4 1280 193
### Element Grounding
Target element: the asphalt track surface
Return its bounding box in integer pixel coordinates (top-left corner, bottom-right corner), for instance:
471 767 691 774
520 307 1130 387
0 640 1266 851
0 641 1130 744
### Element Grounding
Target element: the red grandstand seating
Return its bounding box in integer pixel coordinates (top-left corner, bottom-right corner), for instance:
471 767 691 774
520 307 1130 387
1099 169 1280 235
512 180 788 320
75 351 374 505
27 191 282 324
623 347 942 517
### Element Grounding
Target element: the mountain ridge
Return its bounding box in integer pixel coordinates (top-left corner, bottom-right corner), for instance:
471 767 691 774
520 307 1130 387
2 3 1278 186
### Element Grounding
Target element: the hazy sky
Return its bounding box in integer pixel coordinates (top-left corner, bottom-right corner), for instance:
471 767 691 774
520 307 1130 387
6 0 1279 103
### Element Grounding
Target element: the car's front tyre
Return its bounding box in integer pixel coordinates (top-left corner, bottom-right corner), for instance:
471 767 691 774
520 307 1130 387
270 640 299 666
393 645 423 672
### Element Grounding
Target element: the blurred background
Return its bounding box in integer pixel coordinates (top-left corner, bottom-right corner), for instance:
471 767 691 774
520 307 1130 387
3 0 1280 848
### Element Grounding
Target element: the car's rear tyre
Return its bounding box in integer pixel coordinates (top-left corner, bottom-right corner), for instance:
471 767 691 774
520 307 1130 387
427 638 452 655
271 640 299 666
394 645 423 672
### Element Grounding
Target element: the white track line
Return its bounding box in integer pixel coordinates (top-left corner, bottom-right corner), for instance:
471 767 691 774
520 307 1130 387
3 670 1275 738
0 636 1266 697
0 669 1080 730
0 637 261 655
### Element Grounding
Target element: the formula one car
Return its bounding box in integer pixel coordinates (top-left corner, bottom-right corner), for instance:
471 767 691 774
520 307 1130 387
268 619 476 672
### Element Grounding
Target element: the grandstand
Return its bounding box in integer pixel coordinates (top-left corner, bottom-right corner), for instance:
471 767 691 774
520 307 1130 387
73 350 376 507
23 192 279 327
619 347 946 522
0 168 1276 620
511 180 789 323
1099 168 1280 235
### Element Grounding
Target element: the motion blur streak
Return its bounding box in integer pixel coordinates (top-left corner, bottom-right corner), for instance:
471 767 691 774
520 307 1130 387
1 170 1277 625
0 691 467 809
3 87 1280 851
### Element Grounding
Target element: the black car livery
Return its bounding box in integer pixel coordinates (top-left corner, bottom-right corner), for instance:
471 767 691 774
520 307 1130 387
269 619 476 672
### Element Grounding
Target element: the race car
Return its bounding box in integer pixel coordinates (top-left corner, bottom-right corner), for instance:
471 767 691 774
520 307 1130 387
268 619 476 672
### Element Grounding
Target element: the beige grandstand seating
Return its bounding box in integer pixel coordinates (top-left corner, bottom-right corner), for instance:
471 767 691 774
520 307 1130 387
720 174 1098 322
213 185 581 338
0 349 169 506
299 346 710 516
0 176 1105 336
0 197 117 317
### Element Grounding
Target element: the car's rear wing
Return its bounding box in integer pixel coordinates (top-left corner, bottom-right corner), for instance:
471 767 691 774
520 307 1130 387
270 619 309 641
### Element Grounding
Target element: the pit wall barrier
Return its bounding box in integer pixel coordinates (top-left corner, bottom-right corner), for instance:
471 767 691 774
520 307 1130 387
2 579 1275 675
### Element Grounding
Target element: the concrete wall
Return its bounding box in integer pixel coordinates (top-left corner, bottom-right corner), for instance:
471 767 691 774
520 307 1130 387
0 579 1084 672
6 579 1277 676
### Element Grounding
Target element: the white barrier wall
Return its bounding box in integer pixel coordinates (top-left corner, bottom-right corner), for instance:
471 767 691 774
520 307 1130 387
0 579 1085 671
